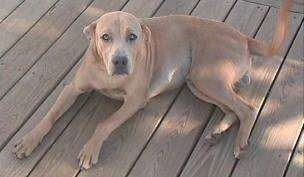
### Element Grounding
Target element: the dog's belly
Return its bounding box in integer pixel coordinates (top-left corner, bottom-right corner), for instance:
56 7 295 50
148 57 191 98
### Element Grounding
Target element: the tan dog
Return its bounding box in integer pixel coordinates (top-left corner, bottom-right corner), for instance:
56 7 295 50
13 0 293 169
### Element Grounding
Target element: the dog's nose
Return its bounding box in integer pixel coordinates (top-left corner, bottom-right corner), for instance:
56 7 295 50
112 55 128 66
112 55 129 75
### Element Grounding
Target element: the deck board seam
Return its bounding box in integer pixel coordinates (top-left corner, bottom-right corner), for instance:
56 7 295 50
0 49 87 151
175 106 217 177
189 0 203 15
0 0 62 60
228 11 304 177
223 0 239 22
0 0 95 102
283 125 304 177
151 0 167 17
0 0 26 24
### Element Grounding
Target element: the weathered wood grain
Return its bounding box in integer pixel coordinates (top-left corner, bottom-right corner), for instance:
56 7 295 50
0 0 25 23
192 0 237 21
285 131 304 177
127 88 214 177
0 0 94 98
0 0 59 57
123 0 163 17
243 0 304 13
128 1 269 177
231 22 304 177
180 6 303 177
155 0 200 16
0 60 91 177
0 0 127 150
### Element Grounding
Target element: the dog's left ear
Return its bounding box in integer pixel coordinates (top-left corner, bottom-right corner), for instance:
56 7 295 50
83 20 98 40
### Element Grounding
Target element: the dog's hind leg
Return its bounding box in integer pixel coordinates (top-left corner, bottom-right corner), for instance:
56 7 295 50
233 71 251 92
187 81 238 144
187 77 257 158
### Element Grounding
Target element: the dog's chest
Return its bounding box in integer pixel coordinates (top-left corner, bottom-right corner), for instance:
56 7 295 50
98 88 125 100
87 67 127 100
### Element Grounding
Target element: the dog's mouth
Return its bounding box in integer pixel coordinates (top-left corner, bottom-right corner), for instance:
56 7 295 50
112 66 130 76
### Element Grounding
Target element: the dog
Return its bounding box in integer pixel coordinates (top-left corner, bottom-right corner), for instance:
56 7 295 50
12 0 293 169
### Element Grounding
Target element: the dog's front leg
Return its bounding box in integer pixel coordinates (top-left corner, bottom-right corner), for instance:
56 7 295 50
13 81 89 158
78 96 146 169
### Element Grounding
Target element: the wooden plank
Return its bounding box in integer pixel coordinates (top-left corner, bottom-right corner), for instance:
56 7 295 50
0 0 59 57
231 23 304 177
128 1 269 177
155 0 200 16
0 60 91 177
123 0 163 17
243 0 304 13
285 131 304 177
191 0 237 21
0 0 127 150
25 0 178 176
0 0 94 98
0 0 25 23
179 6 303 177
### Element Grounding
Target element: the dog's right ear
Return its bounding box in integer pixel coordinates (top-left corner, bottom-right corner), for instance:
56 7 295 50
83 20 97 40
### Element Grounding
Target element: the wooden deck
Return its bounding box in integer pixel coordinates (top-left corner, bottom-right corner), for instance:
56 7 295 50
0 0 303 176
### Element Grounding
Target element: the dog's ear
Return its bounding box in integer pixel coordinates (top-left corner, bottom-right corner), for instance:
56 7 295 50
141 22 151 43
83 20 97 40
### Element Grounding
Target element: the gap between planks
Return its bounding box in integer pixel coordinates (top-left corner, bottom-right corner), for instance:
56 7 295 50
0 0 26 24
0 0 61 59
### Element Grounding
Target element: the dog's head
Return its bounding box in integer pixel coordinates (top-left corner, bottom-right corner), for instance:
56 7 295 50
84 11 151 76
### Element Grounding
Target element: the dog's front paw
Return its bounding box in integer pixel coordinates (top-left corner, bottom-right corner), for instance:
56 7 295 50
12 132 42 159
78 139 103 170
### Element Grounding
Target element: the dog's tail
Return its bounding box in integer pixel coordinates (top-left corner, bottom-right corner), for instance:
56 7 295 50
247 0 293 57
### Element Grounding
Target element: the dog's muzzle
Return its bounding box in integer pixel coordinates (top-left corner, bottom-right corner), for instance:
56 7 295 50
112 55 129 75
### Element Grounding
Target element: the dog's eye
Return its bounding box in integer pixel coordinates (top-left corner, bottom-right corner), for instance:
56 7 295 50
101 33 110 41
128 33 137 41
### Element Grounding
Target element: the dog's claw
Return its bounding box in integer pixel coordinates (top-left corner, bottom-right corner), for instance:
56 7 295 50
205 131 221 145
78 140 102 170
234 142 249 159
